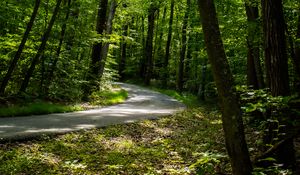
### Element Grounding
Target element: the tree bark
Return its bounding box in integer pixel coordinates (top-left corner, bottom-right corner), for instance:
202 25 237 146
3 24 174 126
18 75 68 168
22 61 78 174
197 0 252 174
19 0 63 93
261 0 294 168
292 9 300 90
139 16 146 78
197 60 207 100
144 3 158 85
262 0 289 96
162 0 174 87
245 3 264 89
177 0 190 92
0 0 41 94
119 24 128 81
98 0 117 80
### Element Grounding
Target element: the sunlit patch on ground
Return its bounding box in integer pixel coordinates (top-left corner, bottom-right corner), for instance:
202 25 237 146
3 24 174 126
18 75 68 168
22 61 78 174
0 106 233 174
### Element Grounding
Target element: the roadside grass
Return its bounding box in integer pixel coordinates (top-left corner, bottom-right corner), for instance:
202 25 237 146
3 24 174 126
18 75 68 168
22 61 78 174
89 89 128 106
0 107 231 175
0 102 83 118
150 88 200 108
0 89 128 118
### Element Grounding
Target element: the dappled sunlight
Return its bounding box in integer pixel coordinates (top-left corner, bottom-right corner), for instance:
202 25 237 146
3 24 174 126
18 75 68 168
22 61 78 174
0 106 229 174
210 119 222 125
0 83 185 141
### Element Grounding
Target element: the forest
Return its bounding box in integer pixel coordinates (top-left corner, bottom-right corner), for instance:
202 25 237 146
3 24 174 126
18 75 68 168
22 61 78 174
0 0 299 174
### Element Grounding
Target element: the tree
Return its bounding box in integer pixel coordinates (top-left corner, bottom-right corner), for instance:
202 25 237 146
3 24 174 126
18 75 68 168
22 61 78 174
98 0 118 80
45 0 72 94
19 0 63 93
144 2 158 85
261 0 295 168
245 1 264 89
0 0 41 94
119 24 128 80
177 0 190 92
261 0 289 96
292 7 300 89
162 0 174 87
197 0 252 174
85 0 109 96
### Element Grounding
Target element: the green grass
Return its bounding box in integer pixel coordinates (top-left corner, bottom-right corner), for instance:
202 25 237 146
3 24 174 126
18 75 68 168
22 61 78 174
150 87 200 108
89 89 128 106
0 102 83 118
0 106 230 175
0 89 128 118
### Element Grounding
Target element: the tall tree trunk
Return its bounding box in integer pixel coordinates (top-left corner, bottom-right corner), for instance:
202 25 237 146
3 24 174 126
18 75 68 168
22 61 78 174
261 0 294 168
98 0 117 80
245 2 265 89
119 24 128 81
197 0 252 174
39 0 50 92
45 0 72 94
245 3 264 89
197 59 207 100
162 0 174 87
292 9 300 90
19 0 63 93
262 0 289 96
0 0 41 94
144 4 157 85
139 16 146 78
177 0 190 92
155 6 166 75
84 0 108 96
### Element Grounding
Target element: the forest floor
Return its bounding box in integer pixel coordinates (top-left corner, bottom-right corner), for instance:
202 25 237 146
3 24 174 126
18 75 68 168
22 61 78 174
0 83 185 141
0 83 297 174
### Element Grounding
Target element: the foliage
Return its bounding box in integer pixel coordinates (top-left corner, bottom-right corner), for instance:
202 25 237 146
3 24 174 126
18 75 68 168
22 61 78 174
0 87 128 117
237 86 291 115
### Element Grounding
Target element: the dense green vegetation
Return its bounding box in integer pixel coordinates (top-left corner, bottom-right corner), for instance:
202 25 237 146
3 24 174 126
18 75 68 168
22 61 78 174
0 0 300 174
0 88 128 117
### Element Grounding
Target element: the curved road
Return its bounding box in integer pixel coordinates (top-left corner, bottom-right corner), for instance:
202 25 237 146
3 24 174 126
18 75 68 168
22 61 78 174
0 83 185 141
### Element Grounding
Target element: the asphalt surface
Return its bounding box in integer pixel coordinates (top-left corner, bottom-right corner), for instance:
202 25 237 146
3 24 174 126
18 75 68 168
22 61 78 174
0 83 185 141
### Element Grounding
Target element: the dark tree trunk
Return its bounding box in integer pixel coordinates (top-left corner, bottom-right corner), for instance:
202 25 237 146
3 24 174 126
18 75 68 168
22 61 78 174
119 24 128 81
139 16 146 78
84 0 108 96
197 59 207 100
0 0 41 94
245 3 264 89
262 0 289 96
155 6 166 74
291 9 300 90
46 0 72 94
261 0 295 168
144 4 157 85
19 0 63 93
177 0 190 92
162 0 174 87
197 0 253 174
98 0 117 80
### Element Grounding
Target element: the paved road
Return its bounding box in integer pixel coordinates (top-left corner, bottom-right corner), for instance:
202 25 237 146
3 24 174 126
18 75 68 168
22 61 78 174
0 83 185 141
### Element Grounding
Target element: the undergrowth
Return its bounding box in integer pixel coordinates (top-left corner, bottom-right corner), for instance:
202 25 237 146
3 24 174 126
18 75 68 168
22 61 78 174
0 88 128 118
